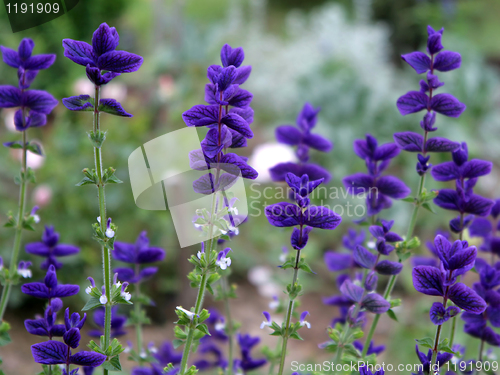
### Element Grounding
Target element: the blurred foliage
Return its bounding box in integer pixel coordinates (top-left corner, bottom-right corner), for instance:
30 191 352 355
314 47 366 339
1 0 500 372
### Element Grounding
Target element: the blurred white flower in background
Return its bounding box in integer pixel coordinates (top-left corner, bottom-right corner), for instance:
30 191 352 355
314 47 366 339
33 184 53 207
249 143 296 182
73 78 94 96
3 109 16 132
248 265 280 297
10 149 44 169
102 83 127 103
158 74 176 101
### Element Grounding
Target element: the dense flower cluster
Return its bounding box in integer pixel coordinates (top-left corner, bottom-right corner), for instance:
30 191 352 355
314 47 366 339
395 26 466 174
270 103 332 182
0 39 57 131
469 200 500 256
183 44 257 194
432 142 494 233
343 134 410 216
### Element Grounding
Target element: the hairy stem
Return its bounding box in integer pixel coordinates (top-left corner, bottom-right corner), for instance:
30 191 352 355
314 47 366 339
92 85 112 375
222 275 234 375
278 248 302 375
0 122 29 321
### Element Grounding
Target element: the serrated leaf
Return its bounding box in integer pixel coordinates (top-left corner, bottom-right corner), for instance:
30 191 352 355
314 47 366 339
416 337 434 349
76 176 97 187
289 332 303 340
102 356 121 371
196 323 211 336
82 297 103 311
386 309 398 322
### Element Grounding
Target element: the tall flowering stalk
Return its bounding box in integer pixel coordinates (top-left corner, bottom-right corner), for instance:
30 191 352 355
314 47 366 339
62 23 143 373
0 38 57 326
265 173 342 375
360 25 467 356
174 44 257 375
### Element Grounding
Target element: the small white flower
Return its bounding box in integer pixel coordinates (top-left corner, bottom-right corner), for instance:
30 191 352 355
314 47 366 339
176 306 197 320
215 321 226 331
299 311 311 329
216 256 231 270
197 251 203 259
123 346 131 353
85 286 92 295
269 296 279 310
121 291 132 301
105 228 115 238
97 216 101 223
99 295 108 304
260 312 272 329
32 214 40 224
220 229 228 235
18 269 32 278
367 240 376 249
140 350 147 359
279 253 287 263
148 346 158 354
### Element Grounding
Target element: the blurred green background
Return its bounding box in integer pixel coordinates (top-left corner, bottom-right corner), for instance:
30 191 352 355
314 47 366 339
1 0 500 373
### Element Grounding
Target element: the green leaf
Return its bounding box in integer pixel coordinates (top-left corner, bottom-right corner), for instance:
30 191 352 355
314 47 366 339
172 339 184 349
26 142 43 156
289 332 303 340
0 322 12 346
76 176 97 187
390 299 402 308
401 197 416 203
88 130 107 148
437 338 459 355
422 202 436 214
298 261 315 274
64 95 94 111
416 337 434 350
98 100 132 117
4 141 24 149
386 309 398 322
196 323 211 336
82 297 103 311
102 355 122 371
343 343 361 358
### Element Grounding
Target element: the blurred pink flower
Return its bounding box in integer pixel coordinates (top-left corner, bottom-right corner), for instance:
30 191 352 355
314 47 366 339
10 149 44 169
33 184 53 207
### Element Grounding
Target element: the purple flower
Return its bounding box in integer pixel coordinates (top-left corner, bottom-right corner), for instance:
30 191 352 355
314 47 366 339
270 103 332 183
87 306 127 338
112 231 165 284
266 173 341 250
25 226 80 270
343 134 410 216
469 202 500 255
414 344 453 374
233 333 266 372
62 23 143 85
25 298 66 339
1 38 56 89
21 265 79 299
359 365 385 375
353 340 385 356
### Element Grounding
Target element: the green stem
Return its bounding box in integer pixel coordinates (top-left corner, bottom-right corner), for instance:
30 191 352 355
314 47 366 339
179 248 210 374
92 85 112 375
222 276 234 375
476 339 485 375
0 128 29 321
277 249 302 375
361 174 426 357
448 213 464 346
134 274 144 364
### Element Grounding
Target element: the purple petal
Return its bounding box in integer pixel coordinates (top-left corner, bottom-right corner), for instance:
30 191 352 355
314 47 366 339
376 176 410 199
62 39 95 67
270 162 331 183
221 112 253 138
369 226 385 238
62 95 94 112
427 33 443 55
113 242 136 263
393 132 424 152
0 85 22 108
31 341 67 365
228 88 252 108
429 302 449 325
114 267 137 283
24 54 56 70
23 90 58 114
70 352 107 367
448 247 477 276
86 65 120 86
97 50 143 73
182 104 219 127
373 143 400 161
21 282 50 299
138 267 158 281
275 125 302 146
434 51 461 72
265 202 300 227
303 206 342 230
303 133 332 152
228 128 247 148
396 91 429 115
430 93 466 118
448 283 486 313
25 242 50 256
220 44 244 68
92 23 120 56
137 248 165 264
53 244 80 256
375 260 403 275
18 39 34 60
412 266 445 296
342 173 374 194
469 218 492 237
461 160 492 179
431 161 460 181
353 245 377 269
425 137 460 152
220 153 258 179
63 327 81 349
464 195 495 217
361 293 390 314
1 46 21 68
340 279 364 303
233 65 251 85
324 252 353 272
201 126 231 158
98 98 132 117
434 189 460 211
25 319 49 336
52 284 79 298
401 52 431 74
291 226 312 250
